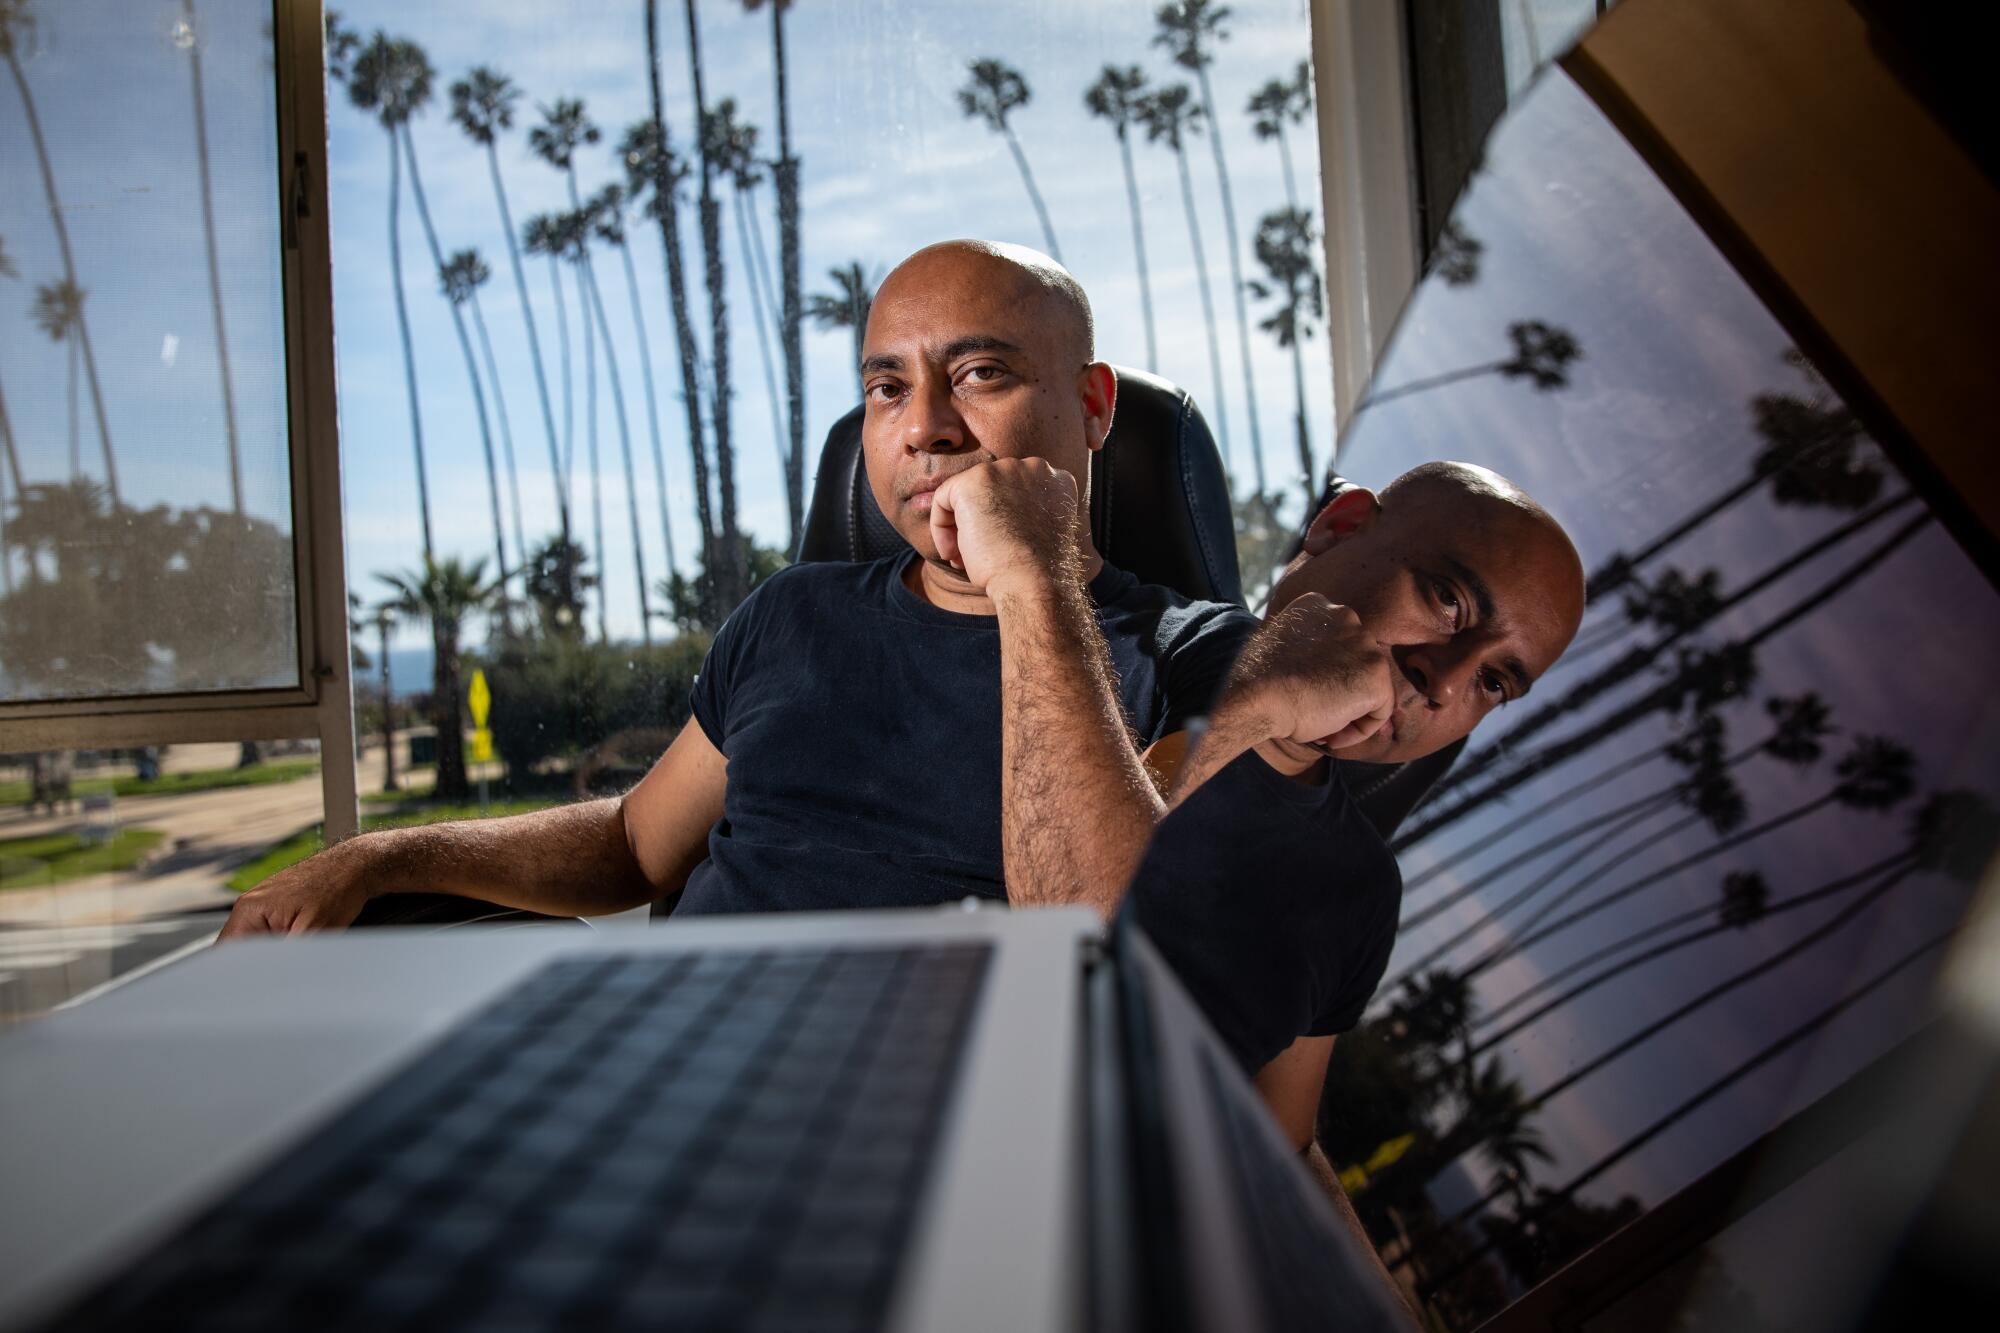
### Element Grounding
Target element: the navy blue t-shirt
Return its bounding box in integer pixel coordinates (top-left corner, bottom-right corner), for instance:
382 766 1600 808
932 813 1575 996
1122 748 1402 1073
678 553 1258 915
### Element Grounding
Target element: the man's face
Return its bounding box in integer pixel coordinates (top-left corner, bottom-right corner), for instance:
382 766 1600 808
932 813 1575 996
858 248 1107 564
1270 485 1584 765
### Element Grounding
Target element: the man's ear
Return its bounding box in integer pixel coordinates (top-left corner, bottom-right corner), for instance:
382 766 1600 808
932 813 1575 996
1300 486 1380 555
1079 362 1118 452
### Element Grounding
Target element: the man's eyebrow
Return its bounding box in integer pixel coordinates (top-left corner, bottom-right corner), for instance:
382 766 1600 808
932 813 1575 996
939 335 1023 362
859 352 904 376
1442 556 1496 622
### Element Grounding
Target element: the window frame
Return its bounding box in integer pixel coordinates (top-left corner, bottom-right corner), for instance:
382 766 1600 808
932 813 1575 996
0 0 359 839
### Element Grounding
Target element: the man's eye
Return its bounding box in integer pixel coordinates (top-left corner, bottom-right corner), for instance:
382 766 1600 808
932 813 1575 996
866 381 902 402
961 364 1005 383
1480 669 1508 701
1432 578 1462 627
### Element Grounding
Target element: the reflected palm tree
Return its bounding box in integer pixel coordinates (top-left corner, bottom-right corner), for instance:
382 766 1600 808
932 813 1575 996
1138 84 1233 474
30 280 84 480
704 98 792 545
2 0 118 503
1430 219 1484 286
440 249 525 618
1361 319 1583 410
0 235 17 595
1155 0 1264 497
177 0 242 514
378 557 497 802
450 65 568 548
1248 207 1322 509
958 59 1062 262
346 30 437 561
807 262 879 401
1085 66 1158 372
742 0 806 554
1247 60 1312 211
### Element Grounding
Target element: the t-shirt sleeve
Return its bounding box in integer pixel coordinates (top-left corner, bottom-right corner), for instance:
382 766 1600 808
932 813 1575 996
687 572 779 751
1155 605 1259 740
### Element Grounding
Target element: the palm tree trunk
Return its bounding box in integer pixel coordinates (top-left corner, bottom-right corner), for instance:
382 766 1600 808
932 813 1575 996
0 375 22 497
1194 66 1263 498
1000 124 1062 262
770 0 807 560
0 372 16 597
383 131 435 562
1114 128 1158 372
469 293 529 584
400 128 509 628
1172 141 1233 471
378 616 399 793
483 140 568 546
1358 359 1511 410
647 0 719 620
66 339 79 479
1286 275 1314 509
616 241 677 575
1398 739 1671 869
684 0 746 611
6 47 118 503
548 253 574 512
583 260 654 644
1275 122 1300 212
432 615 468 801
182 0 242 514
582 266 607 644
734 190 789 527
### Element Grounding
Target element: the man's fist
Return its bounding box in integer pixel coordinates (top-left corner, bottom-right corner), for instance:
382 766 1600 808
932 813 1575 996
928 457 1081 598
218 846 370 939
1230 594 1396 751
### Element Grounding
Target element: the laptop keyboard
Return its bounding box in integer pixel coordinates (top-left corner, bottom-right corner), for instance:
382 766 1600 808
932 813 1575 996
38 942 992 1332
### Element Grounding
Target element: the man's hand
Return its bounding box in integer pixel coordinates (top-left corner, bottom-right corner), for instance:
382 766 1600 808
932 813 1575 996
928 457 1082 599
1228 594 1395 751
219 843 372 938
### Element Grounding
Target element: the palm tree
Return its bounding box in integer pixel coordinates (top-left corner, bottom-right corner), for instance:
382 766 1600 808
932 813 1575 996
3 0 118 503
584 187 656 645
177 0 242 513
957 59 1061 262
1432 219 1484 286
440 249 525 615
595 175 678 581
682 0 748 615
640 5 719 624
0 234 17 595
377 557 496 802
807 263 879 400
704 99 792 547
1084 65 1158 371
1361 319 1584 409
1138 84 1234 472
1247 59 1313 211
373 605 399 793
530 97 602 501
30 280 85 479
346 31 437 561
1155 0 1263 498
1248 207 1322 509
742 0 806 564
449 66 568 549
521 211 576 518
548 208 610 644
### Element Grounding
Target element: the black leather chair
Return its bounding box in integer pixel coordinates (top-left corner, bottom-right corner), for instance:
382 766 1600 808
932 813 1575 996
799 365 1244 606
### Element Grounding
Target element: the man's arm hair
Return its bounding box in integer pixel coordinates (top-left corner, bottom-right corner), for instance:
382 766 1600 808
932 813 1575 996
221 718 726 934
993 566 1165 920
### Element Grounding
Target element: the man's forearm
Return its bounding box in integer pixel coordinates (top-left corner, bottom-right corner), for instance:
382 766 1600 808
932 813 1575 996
993 572 1164 917
332 796 661 917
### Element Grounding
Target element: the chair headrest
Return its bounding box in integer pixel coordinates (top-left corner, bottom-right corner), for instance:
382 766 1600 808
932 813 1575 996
798 366 1244 606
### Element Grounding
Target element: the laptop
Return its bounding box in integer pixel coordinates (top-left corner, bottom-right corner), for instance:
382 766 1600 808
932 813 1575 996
0 906 1408 1331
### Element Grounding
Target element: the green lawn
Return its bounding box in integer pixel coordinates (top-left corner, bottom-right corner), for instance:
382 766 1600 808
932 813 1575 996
0 828 168 890
0 761 320 808
226 797 568 893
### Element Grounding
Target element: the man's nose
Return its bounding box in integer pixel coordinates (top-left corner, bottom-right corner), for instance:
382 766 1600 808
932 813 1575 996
904 376 968 454
1402 641 1480 708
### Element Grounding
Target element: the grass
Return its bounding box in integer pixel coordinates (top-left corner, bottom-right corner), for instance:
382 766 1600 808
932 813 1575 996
225 796 568 894
0 761 320 808
0 828 168 890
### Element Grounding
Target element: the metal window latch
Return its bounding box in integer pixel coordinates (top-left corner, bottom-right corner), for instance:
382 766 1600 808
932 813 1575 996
284 150 310 251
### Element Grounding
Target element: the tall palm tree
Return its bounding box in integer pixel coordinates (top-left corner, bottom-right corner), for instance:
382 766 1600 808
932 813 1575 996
30 280 84 479
521 211 576 516
1138 84 1233 471
596 173 677 580
1156 0 1263 495
346 31 437 561
584 187 656 645
1084 65 1158 372
957 59 1061 262
398 117 510 630
682 0 747 614
530 98 603 495
1360 319 1583 410
807 263 879 400
440 249 527 609
449 66 568 548
742 0 806 564
640 5 719 624
377 557 496 802
550 208 609 644
3 0 118 503
177 0 242 513
0 235 17 595
1248 207 1322 508
1247 60 1312 210
704 99 792 546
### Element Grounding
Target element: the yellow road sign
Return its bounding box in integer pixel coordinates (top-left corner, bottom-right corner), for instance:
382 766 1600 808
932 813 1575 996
470 728 494 763
468 669 491 728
